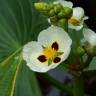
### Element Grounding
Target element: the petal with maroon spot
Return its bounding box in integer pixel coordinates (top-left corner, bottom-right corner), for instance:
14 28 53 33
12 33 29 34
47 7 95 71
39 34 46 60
37 55 47 62
51 42 59 51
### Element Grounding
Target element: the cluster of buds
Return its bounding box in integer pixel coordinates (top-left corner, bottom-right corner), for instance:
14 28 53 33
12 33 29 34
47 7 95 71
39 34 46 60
34 2 73 29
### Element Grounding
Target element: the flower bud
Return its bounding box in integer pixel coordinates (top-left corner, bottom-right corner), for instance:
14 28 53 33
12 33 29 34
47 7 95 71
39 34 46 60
49 9 56 17
64 7 73 18
50 16 58 25
57 7 72 19
57 9 66 18
54 4 63 14
57 19 68 30
34 2 49 11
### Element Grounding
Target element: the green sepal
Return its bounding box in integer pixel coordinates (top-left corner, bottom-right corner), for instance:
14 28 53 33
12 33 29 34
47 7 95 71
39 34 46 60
48 59 52 66
56 52 64 56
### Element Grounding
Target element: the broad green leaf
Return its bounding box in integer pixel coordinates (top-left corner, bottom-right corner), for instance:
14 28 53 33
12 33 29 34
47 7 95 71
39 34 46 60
0 52 22 96
0 0 49 95
14 63 42 96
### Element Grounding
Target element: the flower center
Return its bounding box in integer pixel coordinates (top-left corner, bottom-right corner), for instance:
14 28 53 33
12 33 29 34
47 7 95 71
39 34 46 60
43 47 57 60
68 17 80 26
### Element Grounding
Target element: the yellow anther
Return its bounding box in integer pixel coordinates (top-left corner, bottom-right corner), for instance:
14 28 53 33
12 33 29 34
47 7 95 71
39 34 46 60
43 48 57 60
68 17 80 26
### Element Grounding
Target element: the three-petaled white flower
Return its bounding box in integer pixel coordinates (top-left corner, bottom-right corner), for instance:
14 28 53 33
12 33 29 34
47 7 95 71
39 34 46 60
82 28 96 47
53 0 88 30
23 26 72 72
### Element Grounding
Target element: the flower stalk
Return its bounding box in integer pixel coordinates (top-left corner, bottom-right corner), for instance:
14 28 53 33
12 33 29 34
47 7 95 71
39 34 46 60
39 73 72 95
73 75 84 96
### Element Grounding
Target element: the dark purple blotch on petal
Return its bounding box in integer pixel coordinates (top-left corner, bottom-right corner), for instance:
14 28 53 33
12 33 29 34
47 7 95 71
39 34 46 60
53 57 61 63
51 42 59 51
37 55 47 62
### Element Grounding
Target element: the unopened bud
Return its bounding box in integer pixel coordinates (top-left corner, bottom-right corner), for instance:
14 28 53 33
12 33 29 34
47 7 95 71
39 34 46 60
57 19 68 30
50 16 58 25
49 9 56 17
64 7 73 18
57 9 66 18
57 7 73 19
34 2 49 11
54 4 63 14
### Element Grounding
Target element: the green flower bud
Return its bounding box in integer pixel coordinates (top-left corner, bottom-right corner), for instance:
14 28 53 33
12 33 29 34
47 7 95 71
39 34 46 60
54 4 63 14
57 19 68 30
49 3 55 9
49 9 56 17
64 7 73 18
50 16 58 25
57 10 66 18
34 2 49 11
57 7 73 19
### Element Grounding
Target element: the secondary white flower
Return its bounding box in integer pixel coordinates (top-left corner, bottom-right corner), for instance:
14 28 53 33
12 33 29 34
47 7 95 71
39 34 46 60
82 28 96 47
68 7 88 30
53 0 88 30
23 26 72 72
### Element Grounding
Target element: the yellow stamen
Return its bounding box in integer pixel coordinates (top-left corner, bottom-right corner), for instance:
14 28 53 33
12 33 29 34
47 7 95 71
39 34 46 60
43 48 57 60
68 17 80 26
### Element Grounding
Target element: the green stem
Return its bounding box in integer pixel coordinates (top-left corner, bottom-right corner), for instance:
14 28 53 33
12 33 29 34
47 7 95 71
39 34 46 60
39 73 72 95
73 75 84 96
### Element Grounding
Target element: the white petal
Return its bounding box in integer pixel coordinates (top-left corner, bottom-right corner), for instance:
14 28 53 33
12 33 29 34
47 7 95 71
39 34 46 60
73 7 84 21
83 28 96 46
69 24 83 31
38 25 72 61
54 0 73 8
23 41 42 62
68 7 88 30
23 41 63 72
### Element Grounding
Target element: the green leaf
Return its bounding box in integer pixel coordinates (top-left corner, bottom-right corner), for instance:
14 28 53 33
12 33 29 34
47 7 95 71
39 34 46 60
0 0 49 95
0 52 22 96
14 63 42 96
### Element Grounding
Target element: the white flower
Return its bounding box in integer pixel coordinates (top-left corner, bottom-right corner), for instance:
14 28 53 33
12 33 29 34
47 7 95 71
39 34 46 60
53 0 88 31
68 7 88 30
53 0 73 8
23 26 72 72
82 28 96 47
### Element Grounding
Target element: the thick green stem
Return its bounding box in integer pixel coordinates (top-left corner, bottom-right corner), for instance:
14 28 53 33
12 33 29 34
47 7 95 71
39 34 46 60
73 75 84 96
39 73 72 95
